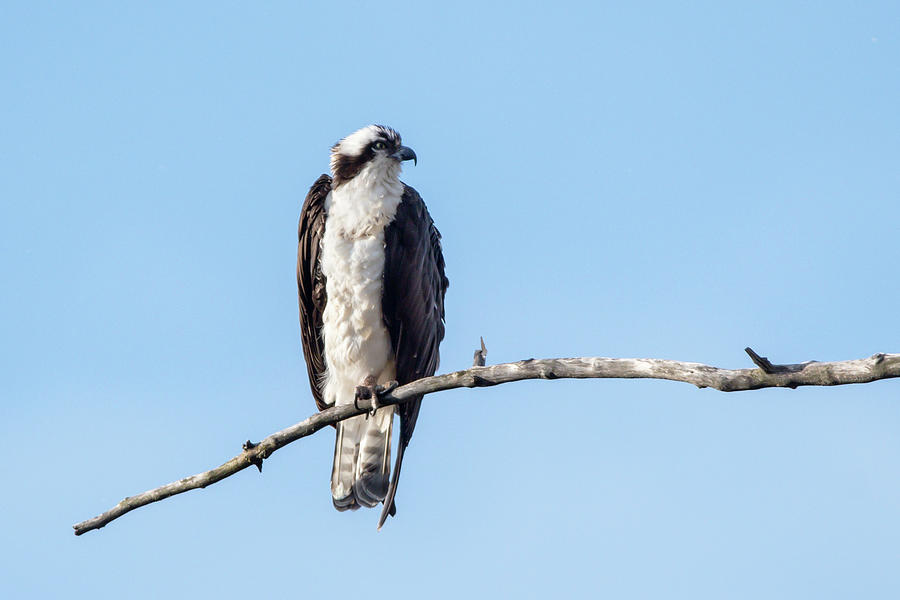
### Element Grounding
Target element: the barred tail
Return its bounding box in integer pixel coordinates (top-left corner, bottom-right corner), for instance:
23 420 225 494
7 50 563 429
331 407 394 510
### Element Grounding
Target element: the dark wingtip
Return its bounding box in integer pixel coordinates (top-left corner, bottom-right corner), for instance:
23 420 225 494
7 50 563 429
376 443 407 530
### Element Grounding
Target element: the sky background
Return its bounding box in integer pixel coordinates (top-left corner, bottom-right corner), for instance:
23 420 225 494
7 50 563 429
2 1 899 598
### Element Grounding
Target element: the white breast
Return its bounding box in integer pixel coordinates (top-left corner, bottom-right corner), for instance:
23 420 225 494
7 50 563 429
319 162 403 406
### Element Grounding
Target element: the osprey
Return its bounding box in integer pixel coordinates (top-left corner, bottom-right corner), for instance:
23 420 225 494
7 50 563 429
297 125 448 528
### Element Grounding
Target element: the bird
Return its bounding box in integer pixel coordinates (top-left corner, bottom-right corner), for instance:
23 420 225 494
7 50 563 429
297 125 448 528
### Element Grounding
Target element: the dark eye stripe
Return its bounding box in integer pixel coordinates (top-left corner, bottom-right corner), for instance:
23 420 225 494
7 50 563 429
331 127 402 186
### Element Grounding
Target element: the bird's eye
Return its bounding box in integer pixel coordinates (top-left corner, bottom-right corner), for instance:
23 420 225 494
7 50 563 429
373 141 386 150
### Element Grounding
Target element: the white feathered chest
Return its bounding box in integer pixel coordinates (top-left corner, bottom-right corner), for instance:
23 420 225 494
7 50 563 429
319 165 403 407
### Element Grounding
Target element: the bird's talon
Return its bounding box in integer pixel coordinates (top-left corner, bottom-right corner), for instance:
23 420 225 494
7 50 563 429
355 384 380 417
354 385 372 415
377 380 399 395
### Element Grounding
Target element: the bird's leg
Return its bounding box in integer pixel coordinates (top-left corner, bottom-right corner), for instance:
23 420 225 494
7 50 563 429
355 375 379 417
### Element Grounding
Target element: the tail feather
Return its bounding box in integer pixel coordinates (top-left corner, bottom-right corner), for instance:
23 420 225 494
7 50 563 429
331 417 361 510
331 407 394 510
355 406 393 507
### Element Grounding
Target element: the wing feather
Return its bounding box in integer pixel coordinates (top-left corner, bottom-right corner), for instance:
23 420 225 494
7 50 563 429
297 174 331 413
378 184 449 527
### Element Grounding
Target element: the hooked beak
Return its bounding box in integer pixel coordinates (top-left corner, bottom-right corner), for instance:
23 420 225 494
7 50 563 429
391 145 417 166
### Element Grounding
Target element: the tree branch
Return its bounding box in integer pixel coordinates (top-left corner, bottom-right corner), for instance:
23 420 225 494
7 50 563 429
73 349 899 536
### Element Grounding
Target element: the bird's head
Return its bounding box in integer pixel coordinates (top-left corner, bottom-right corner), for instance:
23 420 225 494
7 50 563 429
329 125 417 188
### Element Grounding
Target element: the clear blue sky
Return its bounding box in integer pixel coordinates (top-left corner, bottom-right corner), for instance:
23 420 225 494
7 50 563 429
2 2 899 598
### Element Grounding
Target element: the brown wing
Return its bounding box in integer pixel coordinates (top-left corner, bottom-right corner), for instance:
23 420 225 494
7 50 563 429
297 174 331 412
378 183 449 528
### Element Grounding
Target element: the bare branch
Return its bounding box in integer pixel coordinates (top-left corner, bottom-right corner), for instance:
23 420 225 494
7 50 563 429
73 350 899 535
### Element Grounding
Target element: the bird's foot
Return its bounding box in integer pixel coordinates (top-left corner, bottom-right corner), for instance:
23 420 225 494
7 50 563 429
353 385 372 414
355 375 379 417
371 381 399 416
375 380 399 396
